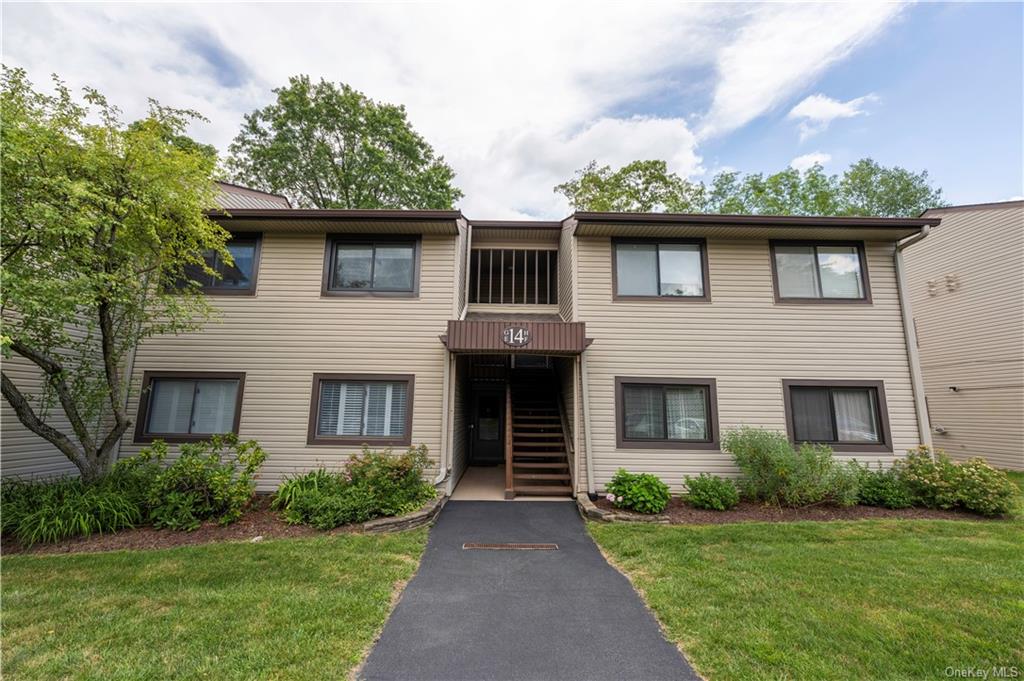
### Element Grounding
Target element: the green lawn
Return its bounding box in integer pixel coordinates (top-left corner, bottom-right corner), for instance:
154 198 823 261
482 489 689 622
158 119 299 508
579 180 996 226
591 519 1024 681
2 531 427 680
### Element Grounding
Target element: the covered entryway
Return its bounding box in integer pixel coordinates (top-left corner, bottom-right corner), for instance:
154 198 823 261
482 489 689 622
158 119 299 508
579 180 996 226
441 316 589 500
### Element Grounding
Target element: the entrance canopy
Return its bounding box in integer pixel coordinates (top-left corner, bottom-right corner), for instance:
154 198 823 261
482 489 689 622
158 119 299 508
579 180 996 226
442 316 589 355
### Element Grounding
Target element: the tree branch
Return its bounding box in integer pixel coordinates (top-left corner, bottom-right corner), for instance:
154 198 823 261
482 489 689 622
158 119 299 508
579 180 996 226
1 371 91 474
10 339 98 456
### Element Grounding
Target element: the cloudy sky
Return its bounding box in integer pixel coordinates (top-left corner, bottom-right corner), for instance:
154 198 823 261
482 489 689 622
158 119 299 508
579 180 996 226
3 2 1021 218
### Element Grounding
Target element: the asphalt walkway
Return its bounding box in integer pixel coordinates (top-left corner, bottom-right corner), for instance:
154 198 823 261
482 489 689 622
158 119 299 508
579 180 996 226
360 500 699 681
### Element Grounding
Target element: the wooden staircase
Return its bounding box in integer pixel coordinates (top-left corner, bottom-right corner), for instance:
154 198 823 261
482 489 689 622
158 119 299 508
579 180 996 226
504 369 573 498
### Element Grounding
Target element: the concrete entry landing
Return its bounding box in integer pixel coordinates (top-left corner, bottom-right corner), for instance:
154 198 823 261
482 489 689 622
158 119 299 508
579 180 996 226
451 467 569 502
359 501 699 681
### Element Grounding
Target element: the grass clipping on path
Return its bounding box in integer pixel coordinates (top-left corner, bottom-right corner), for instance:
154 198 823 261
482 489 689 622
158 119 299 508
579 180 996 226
2 530 428 681
590 519 1024 681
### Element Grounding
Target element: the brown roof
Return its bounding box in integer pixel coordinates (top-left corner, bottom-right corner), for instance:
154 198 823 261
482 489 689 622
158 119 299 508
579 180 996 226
572 211 940 229
921 200 1024 215
215 181 291 210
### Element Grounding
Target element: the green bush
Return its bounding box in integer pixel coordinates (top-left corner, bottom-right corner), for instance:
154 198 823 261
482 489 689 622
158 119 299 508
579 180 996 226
0 478 142 546
683 473 740 511
895 447 1016 516
854 462 913 509
274 445 436 530
605 469 671 514
722 427 859 507
134 434 267 531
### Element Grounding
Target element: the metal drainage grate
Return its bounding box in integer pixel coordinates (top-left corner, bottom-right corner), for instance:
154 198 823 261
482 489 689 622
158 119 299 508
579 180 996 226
462 542 559 551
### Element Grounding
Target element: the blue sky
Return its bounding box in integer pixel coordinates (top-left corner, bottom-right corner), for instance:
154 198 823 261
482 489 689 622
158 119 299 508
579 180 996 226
2 2 1021 216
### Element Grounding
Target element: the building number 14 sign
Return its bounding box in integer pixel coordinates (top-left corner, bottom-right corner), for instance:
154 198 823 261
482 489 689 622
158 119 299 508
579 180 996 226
502 327 531 347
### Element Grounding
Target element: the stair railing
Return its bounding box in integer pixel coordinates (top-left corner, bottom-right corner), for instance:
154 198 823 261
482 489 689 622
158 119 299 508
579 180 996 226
556 389 576 495
504 382 514 500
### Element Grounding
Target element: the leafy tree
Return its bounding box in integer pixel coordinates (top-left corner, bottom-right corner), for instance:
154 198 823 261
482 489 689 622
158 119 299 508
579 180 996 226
554 160 704 213
227 75 463 209
1 67 229 481
557 158 945 217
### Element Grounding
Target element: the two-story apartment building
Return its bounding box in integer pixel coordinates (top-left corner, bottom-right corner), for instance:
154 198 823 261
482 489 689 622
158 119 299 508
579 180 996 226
1 182 941 498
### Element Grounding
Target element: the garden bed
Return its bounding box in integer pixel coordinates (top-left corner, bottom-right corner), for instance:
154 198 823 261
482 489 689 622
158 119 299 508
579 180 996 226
2 494 445 556
587 496 997 524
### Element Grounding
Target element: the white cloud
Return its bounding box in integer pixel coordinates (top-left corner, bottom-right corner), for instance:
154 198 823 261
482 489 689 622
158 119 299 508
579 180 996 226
788 93 879 140
1 3 904 218
699 3 902 139
790 152 832 172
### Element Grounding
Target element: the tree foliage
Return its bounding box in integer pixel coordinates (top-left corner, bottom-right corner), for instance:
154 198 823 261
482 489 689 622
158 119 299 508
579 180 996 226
1 67 228 481
227 75 463 210
556 158 945 217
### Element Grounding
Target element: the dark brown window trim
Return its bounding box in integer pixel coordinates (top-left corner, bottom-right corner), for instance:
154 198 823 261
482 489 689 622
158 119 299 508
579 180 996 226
614 376 719 450
321 234 421 298
306 373 415 447
611 237 711 302
769 240 872 304
781 379 892 453
200 232 262 297
133 371 246 444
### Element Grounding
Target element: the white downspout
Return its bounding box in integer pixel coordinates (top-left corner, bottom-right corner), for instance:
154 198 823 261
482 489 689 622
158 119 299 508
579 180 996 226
434 350 452 486
580 351 596 497
459 220 472 320
895 226 933 451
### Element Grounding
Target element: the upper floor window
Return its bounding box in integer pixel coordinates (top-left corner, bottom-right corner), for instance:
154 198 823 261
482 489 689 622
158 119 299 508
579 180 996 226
782 380 891 452
469 249 558 305
615 377 719 450
182 233 261 295
308 374 413 446
771 241 869 302
613 239 709 300
324 236 419 296
134 372 244 443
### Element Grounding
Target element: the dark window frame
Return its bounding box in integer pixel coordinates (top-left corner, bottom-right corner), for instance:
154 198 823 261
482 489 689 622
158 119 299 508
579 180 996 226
769 240 872 304
781 379 892 452
611 237 711 302
306 373 415 446
134 371 246 444
614 376 719 450
321 234 421 298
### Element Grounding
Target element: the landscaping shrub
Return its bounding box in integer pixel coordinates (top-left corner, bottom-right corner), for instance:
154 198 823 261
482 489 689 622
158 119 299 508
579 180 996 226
135 434 268 531
274 445 436 529
854 462 913 509
605 469 671 514
894 447 1017 516
683 473 740 511
0 478 142 546
722 427 859 507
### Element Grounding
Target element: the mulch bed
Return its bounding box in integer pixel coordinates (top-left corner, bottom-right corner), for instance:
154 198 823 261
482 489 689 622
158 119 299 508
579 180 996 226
594 497 994 524
1 496 352 557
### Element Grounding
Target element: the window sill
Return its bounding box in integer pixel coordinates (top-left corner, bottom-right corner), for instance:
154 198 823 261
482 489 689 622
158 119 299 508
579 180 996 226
615 440 719 450
306 436 412 447
774 297 872 305
612 295 711 303
134 433 238 445
321 290 419 299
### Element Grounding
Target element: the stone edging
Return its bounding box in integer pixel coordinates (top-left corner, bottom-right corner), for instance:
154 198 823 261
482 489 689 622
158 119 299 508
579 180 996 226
360 494 448 533
576 494 670 524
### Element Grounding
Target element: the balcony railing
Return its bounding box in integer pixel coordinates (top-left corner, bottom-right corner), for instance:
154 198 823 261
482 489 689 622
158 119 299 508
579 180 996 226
469 249 558 305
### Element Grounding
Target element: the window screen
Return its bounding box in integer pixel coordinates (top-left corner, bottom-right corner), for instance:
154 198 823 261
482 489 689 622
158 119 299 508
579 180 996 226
790 385 881 443
317 380 408 438
146 378 239 435
773 243 866 300
329 240 416 292
615 241 705 297
622 383 710 442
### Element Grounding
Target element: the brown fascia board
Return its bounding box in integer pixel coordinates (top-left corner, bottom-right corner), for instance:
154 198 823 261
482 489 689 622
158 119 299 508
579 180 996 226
207 207 464 222
470 220 563 230
572 211 941 232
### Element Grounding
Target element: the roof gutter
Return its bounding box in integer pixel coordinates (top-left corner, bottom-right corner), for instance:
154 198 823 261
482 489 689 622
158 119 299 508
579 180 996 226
894 226 933 454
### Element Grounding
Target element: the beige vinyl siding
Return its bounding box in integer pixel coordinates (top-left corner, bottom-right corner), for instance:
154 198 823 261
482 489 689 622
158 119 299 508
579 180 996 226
558 219 577 321
1 354 83 479
119 232 456 490
905 203 1024 470
577 236 921 492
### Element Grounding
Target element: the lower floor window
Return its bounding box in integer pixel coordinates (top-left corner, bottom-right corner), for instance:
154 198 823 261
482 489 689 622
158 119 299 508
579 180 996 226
783 380 890 450
615 377 718 449
309 374 413 445
136 372 243 442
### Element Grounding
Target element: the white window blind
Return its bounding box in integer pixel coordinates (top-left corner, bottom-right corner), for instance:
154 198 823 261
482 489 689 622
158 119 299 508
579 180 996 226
318 381 407 438
147 378 239 435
